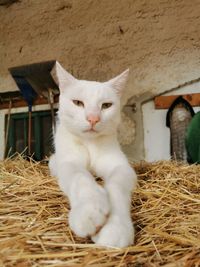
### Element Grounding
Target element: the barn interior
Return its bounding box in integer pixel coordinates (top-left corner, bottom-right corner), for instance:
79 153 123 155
0 0 200 266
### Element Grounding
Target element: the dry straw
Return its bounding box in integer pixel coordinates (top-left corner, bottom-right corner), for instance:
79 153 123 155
0 156 200 266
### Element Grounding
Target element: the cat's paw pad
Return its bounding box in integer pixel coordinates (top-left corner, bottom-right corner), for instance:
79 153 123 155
92 215 134 248
69 187 110 237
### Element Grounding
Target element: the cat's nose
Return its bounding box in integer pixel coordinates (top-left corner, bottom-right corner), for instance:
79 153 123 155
87 115 100 126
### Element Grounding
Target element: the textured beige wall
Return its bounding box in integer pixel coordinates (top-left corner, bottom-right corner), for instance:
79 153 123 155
1 0 200 95
0 0 200 159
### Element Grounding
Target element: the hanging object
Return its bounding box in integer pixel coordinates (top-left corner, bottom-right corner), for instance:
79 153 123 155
9 61 59 158
12 76 37 156
166 96 195 162
185 111 200 164
4 99 12 159
48 88 56 132
10 60 59 134
10 61 59 98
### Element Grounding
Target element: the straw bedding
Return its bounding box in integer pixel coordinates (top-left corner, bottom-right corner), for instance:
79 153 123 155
0 157 200 267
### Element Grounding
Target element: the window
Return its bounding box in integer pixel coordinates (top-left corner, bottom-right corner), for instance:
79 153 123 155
5 110 55 160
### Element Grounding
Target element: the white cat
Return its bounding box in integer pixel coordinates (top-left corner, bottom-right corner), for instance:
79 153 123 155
49 61 137 248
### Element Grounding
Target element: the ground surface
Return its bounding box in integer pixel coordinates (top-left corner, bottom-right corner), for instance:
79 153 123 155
0 158 200 266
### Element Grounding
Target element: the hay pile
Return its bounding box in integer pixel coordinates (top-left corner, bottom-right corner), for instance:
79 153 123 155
0 157 200 267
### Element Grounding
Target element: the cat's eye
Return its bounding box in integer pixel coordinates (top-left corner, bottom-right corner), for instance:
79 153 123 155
101 102 113 109
72 100 84 107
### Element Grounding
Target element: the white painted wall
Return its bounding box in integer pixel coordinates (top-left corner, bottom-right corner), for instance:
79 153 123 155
0 103 58 160
142 83 200 162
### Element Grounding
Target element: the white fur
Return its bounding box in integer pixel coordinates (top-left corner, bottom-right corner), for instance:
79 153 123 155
49 61 137 248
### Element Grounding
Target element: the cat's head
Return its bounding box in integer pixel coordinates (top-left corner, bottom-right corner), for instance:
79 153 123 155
51 61 129 138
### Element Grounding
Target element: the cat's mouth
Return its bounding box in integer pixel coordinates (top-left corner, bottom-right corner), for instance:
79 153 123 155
84 128 98 133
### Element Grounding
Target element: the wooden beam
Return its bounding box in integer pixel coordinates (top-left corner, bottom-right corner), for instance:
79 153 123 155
154 93 200 109
0 95 59 110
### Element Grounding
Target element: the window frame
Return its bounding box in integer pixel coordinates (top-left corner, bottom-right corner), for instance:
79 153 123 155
5 110 55 160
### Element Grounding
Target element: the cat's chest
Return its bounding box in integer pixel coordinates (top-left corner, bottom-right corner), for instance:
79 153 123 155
83 141 100 174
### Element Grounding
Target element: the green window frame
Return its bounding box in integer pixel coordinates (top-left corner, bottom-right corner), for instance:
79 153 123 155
6 110 55 160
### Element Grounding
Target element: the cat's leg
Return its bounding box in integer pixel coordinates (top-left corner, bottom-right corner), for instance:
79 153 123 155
57 161 110 238
92 158 137 248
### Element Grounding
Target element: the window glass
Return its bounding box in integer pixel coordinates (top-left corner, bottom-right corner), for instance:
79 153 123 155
14 119 26 153
6 111 54 160
41 115 53 158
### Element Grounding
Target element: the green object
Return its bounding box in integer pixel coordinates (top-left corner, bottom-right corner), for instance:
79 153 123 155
6 110 54 160
186 111 200 164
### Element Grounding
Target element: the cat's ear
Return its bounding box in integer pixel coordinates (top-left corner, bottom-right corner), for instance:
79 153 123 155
51 61 76 91
106 69 129 96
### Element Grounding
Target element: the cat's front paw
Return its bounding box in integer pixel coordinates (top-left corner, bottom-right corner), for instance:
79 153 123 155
69 186 110 238
92 215 134 248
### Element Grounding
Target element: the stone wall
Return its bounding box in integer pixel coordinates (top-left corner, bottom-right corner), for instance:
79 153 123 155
1 0 200 159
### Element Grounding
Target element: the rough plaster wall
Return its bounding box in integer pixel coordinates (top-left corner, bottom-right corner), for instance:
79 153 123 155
1 0 200 94
1 0 200 159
